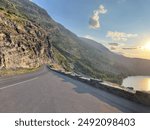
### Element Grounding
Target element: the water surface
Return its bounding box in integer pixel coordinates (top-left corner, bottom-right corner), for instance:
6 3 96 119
122 76 150 91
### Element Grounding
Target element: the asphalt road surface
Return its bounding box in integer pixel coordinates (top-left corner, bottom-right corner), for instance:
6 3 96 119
0 66 150 113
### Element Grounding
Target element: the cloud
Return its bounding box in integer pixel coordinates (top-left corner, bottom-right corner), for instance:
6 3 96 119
106 31 138 41
108 43 119 46
89 5 107 29
122 47 138 50
110 47 117 50
109 43 119 51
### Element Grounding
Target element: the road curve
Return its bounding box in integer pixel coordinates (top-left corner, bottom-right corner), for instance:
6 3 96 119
0 66 150 113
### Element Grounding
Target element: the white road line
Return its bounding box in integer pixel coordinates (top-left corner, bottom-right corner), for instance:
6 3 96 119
0 77 38 90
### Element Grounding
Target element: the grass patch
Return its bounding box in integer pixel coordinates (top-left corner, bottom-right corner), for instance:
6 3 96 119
0 67 40 77
52 47 71 71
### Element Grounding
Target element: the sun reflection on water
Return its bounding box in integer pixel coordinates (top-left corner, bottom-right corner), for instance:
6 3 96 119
122 76 150 91
148 79 150 91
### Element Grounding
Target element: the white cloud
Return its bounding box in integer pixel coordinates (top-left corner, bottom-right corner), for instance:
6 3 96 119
106 31 138 41
89 5 107 29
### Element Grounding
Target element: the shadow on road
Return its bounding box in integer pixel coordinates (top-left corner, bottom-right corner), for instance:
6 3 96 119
49 70 149 113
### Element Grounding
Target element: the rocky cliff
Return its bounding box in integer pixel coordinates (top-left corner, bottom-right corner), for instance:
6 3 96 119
0 0 74 71
0 10 54 69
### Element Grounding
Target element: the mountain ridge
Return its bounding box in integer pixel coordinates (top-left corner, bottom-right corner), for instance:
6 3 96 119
0 0 150 84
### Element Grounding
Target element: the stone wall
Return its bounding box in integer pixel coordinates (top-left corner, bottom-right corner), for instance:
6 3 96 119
47 66 150 106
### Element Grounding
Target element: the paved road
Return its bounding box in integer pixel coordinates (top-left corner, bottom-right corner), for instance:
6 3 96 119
0 66 150 113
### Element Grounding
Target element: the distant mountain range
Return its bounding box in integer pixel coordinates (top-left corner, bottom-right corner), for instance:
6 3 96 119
0 0 150 84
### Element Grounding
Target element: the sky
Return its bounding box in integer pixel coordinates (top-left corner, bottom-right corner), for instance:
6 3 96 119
31 0 150 60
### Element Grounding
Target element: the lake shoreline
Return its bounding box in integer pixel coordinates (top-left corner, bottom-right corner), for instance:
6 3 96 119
122 76 150 92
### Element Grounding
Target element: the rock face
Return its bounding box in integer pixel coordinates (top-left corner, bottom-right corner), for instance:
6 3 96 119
0 0 71 71
0 10 53 69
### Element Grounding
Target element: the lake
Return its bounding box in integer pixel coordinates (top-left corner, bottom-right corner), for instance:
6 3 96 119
122 76 150 91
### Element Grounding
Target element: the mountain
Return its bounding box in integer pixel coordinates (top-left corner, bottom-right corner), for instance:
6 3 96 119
80 38 150 76
0 0 150 84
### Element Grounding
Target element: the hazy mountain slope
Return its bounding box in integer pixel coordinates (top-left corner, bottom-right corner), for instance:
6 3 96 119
0 0 150 84
80 38 150 76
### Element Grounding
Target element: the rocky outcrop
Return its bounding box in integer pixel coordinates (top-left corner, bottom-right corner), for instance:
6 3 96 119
0 10 53 69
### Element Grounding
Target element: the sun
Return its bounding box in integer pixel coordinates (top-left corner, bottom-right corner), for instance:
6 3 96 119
143 41 150 51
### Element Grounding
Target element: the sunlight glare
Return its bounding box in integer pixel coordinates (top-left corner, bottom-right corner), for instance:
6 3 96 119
143 41 150 51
